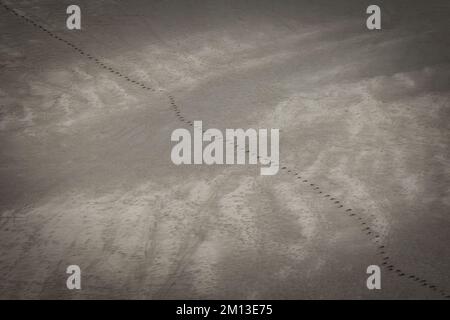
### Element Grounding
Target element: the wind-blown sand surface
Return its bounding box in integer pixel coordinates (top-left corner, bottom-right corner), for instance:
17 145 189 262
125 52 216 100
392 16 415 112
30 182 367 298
0 0 449 299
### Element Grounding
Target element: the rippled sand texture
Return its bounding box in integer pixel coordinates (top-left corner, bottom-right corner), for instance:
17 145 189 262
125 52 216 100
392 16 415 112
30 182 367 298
0 0 449 299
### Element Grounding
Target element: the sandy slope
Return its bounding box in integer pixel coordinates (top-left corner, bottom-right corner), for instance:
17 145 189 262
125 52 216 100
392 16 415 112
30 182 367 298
0 0 449 299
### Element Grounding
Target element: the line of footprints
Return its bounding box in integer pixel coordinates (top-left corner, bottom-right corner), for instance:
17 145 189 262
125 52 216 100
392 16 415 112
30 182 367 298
1 0 448 299
279 165 449 299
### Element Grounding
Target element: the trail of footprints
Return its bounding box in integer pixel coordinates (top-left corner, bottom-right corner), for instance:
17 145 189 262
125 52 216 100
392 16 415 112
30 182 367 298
2 1 449 299
278 165 449 299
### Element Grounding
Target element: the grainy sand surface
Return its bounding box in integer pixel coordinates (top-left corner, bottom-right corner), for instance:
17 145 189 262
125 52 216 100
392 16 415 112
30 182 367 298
0 0 449 299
